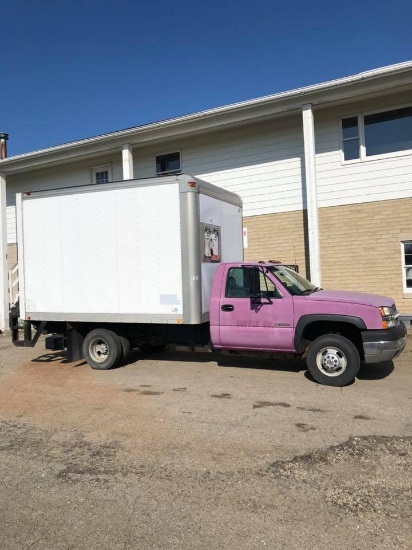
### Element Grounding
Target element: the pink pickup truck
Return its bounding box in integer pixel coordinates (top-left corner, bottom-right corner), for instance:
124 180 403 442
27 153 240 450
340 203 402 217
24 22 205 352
209 263 407 386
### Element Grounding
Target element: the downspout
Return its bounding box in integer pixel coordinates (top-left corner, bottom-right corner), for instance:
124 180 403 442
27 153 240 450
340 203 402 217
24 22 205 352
302 105 321 287
0 133 8 160
122 144 134 180
0 133 9 332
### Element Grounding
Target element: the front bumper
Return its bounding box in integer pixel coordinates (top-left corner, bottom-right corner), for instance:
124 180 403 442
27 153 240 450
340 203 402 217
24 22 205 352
362 323 407 363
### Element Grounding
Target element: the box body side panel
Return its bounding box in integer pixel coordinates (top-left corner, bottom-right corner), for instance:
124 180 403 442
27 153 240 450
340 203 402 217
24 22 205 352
21 183 183 320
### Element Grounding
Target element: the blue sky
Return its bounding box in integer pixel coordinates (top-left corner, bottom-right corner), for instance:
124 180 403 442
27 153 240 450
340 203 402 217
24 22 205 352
2 0 411 156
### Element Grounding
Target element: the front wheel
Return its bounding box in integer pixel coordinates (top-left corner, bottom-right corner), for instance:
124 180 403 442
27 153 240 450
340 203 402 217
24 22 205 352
306 334 360 386
82 329 123 370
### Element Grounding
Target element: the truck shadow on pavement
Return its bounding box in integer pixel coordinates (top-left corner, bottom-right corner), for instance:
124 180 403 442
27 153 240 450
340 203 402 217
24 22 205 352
30 350 395 383
357 361 394 380
31 352 72 364
31 348 303 374
302 361 394 385
137 349 304 374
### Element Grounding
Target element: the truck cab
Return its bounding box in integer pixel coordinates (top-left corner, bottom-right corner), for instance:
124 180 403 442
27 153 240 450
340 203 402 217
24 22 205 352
210 263 407 386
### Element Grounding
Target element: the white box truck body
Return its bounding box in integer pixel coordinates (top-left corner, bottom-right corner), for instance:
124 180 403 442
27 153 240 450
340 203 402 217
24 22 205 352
16 174 243 327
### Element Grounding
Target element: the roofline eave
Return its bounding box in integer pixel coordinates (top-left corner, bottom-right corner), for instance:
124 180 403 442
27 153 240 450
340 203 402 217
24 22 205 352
1 61 412 174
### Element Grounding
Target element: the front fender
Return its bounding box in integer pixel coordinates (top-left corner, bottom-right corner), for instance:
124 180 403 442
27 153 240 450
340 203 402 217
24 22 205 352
294 314 367 352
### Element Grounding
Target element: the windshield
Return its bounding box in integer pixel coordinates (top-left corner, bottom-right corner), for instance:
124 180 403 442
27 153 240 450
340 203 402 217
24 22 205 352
268 266 318 296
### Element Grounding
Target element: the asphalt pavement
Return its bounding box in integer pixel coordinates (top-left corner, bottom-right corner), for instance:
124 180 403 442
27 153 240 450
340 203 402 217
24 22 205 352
0 335 411 549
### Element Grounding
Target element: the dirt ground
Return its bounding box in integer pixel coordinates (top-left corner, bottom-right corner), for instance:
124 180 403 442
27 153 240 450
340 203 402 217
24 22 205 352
0 335 411 550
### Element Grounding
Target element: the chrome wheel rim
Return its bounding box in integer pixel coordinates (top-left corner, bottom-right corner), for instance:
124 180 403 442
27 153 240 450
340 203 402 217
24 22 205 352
316 346 347 377
89 337 110 363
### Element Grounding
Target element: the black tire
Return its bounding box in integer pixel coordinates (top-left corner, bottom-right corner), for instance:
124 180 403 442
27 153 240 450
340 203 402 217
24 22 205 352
118 335 131 363
82 329 123 370
306 334 360 387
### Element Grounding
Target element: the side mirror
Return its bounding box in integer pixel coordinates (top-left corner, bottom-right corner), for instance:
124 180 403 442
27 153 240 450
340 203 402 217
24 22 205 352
247 266 273 305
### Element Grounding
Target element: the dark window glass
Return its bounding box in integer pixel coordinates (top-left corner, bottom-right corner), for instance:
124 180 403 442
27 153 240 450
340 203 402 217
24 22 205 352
403 242 412 289
365 106 412 156
342 117 360 160
156 152 181 175
342 117 359 139
343 139 360 161
406 265 412 287
95 170 109 184
225 268 252 298
404 243 412 256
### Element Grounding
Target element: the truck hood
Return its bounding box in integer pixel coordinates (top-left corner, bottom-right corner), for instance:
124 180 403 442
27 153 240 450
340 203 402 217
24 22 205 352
303 289 394 308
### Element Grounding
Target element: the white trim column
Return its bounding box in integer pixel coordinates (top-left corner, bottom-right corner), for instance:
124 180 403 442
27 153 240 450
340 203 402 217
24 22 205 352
302 104 321 286
122 144 134 180
0 172 9 332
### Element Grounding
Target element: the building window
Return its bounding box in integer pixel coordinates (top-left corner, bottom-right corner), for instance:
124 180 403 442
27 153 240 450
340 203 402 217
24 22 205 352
341 106 412 162
155 152 181 175
342 117 360 161
90 164 112 184
95 170 109 184
401 241 412 292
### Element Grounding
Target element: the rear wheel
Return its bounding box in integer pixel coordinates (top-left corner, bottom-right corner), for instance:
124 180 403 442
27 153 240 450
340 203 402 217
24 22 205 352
306 334 360 386
82 329 122 370
118 335 131 363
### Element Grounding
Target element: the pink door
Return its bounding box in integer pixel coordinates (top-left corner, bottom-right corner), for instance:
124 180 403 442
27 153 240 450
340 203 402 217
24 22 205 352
219 266 294 351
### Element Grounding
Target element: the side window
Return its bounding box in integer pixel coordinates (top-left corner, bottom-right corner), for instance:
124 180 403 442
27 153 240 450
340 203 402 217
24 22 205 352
225 268 279 299
364 106 412 157
259 272 278 298
341 117 360 161
155 152 181 176
225 268 251 298
401 241 412 292
341 106 412 162
90 164 112 184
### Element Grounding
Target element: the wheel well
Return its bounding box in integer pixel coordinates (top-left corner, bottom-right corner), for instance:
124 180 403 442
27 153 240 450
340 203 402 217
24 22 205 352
300 321 364 359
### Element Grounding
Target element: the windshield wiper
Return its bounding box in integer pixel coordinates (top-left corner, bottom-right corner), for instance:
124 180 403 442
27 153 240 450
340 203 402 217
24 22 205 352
301 287 322 295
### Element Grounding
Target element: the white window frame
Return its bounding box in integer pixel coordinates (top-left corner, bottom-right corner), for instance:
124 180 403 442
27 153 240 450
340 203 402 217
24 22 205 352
90 163 113 184
340 103 412 165
154 150 182 176
401 241 412 294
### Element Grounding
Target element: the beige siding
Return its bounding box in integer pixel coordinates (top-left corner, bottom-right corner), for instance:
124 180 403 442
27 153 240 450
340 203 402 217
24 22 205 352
134 117 306 217
315 90 412 208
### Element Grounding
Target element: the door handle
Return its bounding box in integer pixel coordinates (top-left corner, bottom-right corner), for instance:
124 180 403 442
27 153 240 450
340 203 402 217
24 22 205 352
221 304 234 312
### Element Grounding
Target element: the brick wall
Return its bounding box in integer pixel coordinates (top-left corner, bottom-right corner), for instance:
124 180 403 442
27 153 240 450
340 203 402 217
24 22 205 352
243 197 412 314
7 244 17 270
319 197 412 314
243 210 310 277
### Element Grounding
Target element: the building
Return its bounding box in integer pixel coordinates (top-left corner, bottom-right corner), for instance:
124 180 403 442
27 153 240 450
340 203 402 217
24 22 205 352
1 61 412 332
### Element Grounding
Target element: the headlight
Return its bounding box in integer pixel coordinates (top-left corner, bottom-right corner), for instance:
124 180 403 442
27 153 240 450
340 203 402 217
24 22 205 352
379 305 398 329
